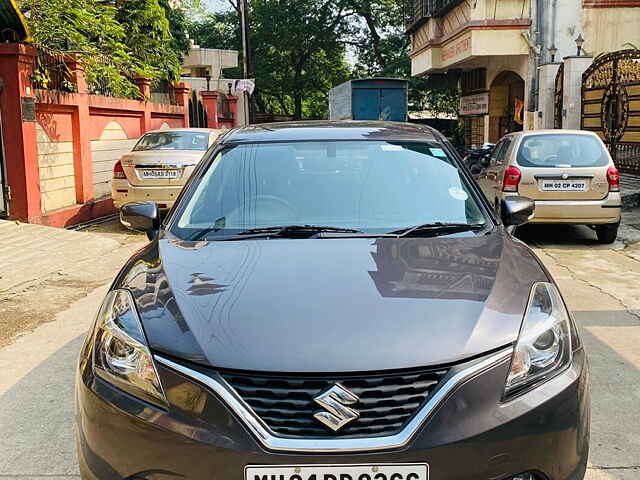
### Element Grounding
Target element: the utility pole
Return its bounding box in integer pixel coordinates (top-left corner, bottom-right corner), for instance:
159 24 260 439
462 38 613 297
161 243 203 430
239 0 254 124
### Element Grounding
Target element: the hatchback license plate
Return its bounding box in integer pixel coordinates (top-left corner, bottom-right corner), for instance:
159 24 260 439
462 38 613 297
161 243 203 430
139 169 179 179
539 179 588 192
245 464 429 480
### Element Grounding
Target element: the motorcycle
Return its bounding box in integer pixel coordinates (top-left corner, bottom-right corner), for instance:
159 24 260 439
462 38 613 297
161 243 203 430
461 143 495 176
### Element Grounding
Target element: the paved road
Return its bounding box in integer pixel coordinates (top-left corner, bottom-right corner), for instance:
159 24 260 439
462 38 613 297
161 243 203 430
1 219 639 479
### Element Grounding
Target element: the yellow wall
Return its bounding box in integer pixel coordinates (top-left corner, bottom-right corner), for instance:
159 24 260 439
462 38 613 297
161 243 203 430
90 121 137 199
36 125 77 213
471 0 531 21
583 7 640 55
410 0 530 76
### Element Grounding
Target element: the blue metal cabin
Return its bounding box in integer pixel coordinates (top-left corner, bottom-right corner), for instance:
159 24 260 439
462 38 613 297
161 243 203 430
329 78 408 122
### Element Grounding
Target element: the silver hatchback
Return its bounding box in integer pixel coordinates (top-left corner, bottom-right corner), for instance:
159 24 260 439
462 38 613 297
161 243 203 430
477 130 621 243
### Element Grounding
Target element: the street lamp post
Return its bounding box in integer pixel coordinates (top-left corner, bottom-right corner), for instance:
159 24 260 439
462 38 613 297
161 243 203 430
575 34 585 56
548 45 558 63
239 0 254 124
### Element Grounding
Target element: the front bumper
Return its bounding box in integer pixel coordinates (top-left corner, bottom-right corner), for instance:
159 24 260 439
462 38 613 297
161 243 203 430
76 349 589 480
111 179 183 210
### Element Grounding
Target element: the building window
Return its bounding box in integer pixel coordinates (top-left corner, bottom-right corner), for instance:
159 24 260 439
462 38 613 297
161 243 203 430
461 69 487 95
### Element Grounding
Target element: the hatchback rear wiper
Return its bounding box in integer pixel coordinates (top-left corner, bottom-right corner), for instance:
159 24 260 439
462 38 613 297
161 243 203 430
215 225 364 241
389 222 487 238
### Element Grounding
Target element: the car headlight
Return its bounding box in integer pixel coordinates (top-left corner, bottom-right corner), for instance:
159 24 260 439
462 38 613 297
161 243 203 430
505 282 573 396
92 289 167 408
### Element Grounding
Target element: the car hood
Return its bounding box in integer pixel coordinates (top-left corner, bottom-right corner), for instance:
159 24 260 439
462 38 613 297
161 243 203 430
118 232 548 372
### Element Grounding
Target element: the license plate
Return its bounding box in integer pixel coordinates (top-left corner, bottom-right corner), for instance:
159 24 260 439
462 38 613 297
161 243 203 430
139 169 179 179
246 464 429 480
539 179 588 192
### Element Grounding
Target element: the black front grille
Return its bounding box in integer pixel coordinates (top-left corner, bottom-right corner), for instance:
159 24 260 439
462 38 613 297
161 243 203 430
221 368 447 438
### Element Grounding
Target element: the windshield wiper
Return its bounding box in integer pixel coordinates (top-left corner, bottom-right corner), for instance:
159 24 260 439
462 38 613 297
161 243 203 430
214 225 364 241
389 222 487 238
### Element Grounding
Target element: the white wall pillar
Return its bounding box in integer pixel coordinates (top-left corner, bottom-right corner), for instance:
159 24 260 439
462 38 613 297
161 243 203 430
538 63 561 130
562 56 593 130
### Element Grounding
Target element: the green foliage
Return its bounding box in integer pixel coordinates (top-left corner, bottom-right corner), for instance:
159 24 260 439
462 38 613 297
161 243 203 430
188 0 352 119
186 0 458 120
116 0 182 82
160 0 192 60
188 10 244 78
19 0 189 98
250 0 352 119
346 0 459 119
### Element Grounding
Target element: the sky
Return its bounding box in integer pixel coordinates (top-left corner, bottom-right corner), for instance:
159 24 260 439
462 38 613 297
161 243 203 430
202 0 231 11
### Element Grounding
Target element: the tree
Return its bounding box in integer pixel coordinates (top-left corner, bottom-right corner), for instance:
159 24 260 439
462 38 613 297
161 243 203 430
344 0 405 74
250 0 353 119
188 10 244 78
188 0 352 119
20 0 190 98
20 0 143 97
116 0 183 83
160 0 192 61
346 0 459 119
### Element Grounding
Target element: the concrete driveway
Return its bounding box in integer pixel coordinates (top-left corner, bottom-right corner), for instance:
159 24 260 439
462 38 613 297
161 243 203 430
0 218 639 479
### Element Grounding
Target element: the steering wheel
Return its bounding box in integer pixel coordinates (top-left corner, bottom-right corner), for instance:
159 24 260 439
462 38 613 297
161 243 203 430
227 195 298 224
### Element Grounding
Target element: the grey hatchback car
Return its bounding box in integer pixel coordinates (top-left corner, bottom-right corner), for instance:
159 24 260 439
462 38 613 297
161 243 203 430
76 122 589 480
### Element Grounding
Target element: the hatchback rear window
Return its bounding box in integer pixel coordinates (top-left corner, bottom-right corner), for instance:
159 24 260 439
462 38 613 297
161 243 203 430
516 134 609 168
133 132 209 151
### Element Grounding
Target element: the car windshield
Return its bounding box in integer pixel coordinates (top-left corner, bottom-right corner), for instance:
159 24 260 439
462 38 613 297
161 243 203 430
170 141 488 240
516 134 609 168
133 131 209 152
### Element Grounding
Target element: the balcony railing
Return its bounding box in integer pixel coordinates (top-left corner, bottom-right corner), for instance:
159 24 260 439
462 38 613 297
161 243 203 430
406 0 464 30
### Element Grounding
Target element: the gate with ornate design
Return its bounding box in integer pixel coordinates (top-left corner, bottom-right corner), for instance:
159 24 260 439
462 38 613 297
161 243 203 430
581 49 640 174
554 63 564 129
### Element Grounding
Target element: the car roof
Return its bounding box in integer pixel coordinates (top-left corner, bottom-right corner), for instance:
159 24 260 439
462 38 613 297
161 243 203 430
143 128 221 134
220 121 442 144
512 129 601 138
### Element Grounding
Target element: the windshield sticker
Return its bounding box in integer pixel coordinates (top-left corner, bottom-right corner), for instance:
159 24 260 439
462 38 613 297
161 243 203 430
449 187 469 201
430 148 447 157
381 145 404 151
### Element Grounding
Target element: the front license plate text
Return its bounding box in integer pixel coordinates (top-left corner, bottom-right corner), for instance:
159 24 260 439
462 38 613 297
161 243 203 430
246 464 429 480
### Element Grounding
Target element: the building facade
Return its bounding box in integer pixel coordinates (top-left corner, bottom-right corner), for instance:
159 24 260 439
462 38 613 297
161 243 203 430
179 43 249 128
408 0 640 146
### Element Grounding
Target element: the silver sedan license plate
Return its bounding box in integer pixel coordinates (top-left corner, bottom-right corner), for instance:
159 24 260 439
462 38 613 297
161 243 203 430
246 464 429 480
139 169 179 179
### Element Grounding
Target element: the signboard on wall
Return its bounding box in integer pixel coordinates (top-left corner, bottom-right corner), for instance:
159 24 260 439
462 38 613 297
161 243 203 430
21 97 36 122
460 93 489 116
441 33 472 66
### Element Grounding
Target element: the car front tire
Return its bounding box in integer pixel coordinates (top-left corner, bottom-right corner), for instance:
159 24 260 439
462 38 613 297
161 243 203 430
596 223 619 244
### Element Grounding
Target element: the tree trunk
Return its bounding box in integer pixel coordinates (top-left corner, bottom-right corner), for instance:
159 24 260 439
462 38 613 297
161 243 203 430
293 91 303 120
293 64 303 120
359 7 385 71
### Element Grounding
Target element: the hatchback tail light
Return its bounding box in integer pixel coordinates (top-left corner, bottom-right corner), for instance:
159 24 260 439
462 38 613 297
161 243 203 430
502 166 522 192
607 166 620 192
113 160 126 180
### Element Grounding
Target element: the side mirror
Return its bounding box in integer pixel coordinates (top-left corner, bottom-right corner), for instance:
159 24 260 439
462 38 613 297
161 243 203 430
120 202 160 240
480 156 491 168
501 196 535 228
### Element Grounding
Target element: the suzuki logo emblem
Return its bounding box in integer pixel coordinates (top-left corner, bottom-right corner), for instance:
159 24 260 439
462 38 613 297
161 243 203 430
313 383 360 432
